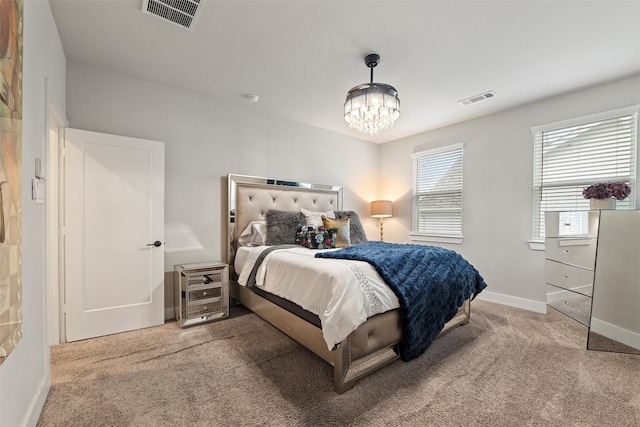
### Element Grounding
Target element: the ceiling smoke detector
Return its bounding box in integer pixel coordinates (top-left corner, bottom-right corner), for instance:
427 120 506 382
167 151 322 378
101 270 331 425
458 91 496 106
142 0 205 31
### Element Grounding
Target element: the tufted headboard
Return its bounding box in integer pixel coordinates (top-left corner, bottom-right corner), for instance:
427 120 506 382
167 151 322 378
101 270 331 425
227 174 343 269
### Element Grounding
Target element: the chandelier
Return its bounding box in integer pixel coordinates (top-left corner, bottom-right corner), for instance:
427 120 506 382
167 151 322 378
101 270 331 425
344 54 400 136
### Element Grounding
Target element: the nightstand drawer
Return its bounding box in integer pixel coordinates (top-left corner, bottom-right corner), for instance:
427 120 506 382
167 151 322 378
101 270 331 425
545 260 593 297
189 287 222 302
187 271 224 287
187 299 224 318
545 238 596 269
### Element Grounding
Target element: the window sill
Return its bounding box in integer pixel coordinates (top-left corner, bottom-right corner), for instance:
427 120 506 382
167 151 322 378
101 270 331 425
528 240 545 251
410 233 464 245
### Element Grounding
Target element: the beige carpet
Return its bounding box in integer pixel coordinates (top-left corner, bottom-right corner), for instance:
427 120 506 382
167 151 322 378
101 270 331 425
38 300 640 427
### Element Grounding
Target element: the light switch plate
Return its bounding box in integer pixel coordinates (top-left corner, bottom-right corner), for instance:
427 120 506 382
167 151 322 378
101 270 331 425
35 158 46 179
32 178 44 204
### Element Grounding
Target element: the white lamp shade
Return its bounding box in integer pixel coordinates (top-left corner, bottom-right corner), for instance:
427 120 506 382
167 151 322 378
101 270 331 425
371 200 393 218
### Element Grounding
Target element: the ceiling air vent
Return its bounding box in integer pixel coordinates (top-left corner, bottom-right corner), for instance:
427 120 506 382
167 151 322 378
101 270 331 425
142 0 205 31
458 91 496 106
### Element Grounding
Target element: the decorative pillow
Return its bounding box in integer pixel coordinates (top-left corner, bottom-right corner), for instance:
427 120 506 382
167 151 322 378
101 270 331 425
265 210 305 245
334 210 368 244
238 221 267 246
322 215 351 248
301 207 335 228
296 224 338 249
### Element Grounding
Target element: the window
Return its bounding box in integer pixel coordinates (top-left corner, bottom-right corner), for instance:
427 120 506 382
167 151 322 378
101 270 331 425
411 144 463 242
532 106 638 240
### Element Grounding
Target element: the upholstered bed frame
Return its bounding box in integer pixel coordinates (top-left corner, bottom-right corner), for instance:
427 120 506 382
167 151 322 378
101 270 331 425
226 174 470 393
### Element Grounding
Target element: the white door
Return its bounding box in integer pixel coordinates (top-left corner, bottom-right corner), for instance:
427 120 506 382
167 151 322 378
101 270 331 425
64 128 164 342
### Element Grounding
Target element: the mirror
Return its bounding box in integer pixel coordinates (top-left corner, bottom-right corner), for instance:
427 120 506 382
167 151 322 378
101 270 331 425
545 210 640 355
587 210 640 355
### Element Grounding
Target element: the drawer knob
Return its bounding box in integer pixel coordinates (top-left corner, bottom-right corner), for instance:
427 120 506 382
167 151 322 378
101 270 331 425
203 291 208 296
203 306 208 310
563 250 570 253
562 275 569 279
563 223 571 226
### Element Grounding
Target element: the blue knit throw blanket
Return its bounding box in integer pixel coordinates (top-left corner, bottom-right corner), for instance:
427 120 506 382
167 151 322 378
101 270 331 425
315 242 487 361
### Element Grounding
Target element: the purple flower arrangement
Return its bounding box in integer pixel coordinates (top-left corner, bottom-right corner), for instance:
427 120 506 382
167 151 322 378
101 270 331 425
582 181 631 201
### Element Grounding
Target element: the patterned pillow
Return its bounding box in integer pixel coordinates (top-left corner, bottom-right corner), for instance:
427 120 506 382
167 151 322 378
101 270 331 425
296 224 339 249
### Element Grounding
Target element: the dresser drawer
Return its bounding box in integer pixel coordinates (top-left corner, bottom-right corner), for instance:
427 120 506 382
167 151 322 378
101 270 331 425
545 260 594 297
545 238 596 269
545 211 600 238
546 284 592 326
189 286 222 302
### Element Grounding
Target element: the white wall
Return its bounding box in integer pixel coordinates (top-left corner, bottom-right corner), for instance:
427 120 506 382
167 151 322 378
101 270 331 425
65 62 380 316
0 2 66 426
65 63 640 315
379 74 640 311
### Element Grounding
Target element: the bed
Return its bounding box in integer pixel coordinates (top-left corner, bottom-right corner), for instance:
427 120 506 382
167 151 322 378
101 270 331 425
226 174 485 393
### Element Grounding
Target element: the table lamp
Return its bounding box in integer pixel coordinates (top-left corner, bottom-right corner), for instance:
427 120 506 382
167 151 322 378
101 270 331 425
371 200 393 241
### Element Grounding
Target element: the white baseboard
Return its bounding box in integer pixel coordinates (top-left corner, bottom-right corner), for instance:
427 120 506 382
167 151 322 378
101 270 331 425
476 290 547 314
23 372 51 427
590 317 640 351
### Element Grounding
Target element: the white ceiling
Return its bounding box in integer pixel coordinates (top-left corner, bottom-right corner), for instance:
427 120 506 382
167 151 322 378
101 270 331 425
49 0 640 143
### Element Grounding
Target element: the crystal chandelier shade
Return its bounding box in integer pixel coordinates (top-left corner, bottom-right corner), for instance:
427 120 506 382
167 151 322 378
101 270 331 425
344 54 400 136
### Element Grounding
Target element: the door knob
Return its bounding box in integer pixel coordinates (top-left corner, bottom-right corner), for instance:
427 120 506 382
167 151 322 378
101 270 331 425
147 240 162 247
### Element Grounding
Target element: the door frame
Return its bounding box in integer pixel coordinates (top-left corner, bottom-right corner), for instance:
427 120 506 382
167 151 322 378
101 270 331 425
45 79 67 345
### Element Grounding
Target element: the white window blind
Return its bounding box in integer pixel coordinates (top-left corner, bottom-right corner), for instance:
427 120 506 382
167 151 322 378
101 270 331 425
532 106 638 240
412 144 463 236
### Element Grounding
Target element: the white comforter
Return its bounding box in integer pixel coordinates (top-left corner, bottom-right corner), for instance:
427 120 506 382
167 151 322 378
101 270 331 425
235 246 400 350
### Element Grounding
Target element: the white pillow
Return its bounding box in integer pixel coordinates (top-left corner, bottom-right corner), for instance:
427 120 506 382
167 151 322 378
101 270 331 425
238 221 267 246
301 208 335 228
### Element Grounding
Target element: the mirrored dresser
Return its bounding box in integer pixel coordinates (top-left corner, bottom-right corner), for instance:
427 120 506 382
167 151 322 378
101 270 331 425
545 210 640 355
